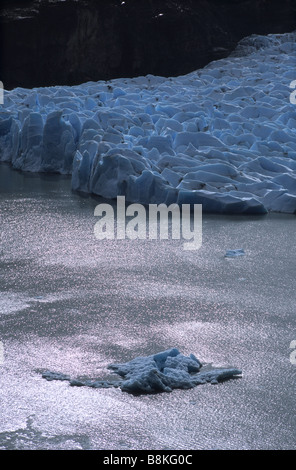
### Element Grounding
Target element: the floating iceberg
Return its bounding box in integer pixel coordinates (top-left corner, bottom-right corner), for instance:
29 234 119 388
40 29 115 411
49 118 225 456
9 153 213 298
225 249 245 258
42 371 70 381
1 32 296 213
42 348 242 394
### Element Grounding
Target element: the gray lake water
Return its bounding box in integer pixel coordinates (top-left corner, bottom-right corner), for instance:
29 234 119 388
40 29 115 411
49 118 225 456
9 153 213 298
0 163 295 450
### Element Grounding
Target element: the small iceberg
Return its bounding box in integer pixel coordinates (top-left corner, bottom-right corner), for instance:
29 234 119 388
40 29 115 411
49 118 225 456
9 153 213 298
42 348 242 394
225 249 245 258
42 371 70 381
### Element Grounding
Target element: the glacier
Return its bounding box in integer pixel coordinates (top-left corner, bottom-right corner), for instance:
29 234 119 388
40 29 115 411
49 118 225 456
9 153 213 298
1 32 296 214
42 348 242 394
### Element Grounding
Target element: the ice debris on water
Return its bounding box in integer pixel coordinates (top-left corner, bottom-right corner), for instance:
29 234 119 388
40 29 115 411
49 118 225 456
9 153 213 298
41 348 242 394
225 249 245 258
42 371 70 381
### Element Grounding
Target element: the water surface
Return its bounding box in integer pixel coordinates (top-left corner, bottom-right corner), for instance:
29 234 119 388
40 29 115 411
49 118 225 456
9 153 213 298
0 163 295 450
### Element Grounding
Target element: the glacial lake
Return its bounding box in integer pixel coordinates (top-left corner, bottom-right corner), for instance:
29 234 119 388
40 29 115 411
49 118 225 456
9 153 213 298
0 163 295 449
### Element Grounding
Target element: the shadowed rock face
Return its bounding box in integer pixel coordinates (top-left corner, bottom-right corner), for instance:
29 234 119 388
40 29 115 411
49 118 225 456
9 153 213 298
1 0 296 89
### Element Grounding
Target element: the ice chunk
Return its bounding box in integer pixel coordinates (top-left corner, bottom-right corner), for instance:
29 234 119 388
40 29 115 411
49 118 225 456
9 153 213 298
41 348 242 395
174 132 224 149
192 367 243 385
225 249 245 258
42 371 71 381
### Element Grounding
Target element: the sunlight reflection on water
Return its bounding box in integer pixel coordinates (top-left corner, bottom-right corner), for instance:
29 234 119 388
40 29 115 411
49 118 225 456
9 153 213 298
0 164 295 449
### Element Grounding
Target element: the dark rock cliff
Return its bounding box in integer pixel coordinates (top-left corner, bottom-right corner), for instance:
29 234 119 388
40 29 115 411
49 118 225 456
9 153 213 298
1 0 296 89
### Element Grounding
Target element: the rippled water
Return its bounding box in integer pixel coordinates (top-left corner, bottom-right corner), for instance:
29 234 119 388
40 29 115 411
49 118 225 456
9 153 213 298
0 163 295 449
